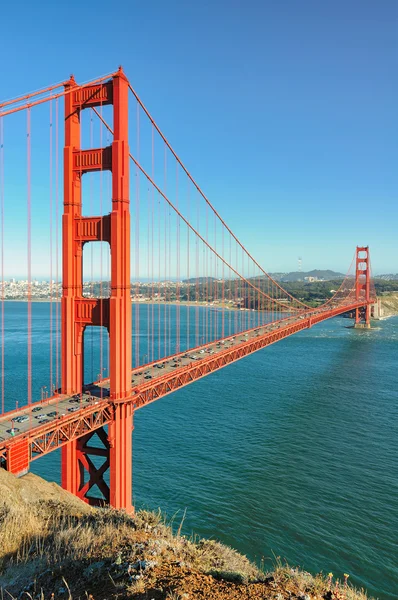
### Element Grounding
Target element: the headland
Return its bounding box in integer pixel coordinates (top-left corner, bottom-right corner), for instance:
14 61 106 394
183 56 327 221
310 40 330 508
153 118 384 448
0 469 374 600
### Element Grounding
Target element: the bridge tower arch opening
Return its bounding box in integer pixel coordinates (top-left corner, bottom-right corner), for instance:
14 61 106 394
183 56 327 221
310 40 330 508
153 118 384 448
61 69 133 511
81 242 111 387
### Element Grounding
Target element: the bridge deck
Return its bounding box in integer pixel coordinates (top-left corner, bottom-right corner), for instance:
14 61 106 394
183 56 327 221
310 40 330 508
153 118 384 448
0 301 367 463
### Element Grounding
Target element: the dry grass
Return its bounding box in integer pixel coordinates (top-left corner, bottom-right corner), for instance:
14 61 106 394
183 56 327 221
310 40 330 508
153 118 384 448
271 561 371 600
191 539 262 583
0 469 376 600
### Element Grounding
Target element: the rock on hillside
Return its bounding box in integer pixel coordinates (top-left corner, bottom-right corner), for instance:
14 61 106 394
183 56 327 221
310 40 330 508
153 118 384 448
0 469 373 600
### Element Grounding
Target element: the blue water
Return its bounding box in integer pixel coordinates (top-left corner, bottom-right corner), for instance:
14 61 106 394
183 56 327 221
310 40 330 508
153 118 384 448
2 303 397 599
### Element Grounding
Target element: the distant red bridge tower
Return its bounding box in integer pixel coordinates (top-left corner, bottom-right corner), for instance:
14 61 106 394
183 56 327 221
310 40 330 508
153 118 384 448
355 246 371 328
61 68 133 511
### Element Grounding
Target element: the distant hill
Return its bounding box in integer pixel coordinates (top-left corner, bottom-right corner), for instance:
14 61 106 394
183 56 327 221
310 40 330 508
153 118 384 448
271 270 344 282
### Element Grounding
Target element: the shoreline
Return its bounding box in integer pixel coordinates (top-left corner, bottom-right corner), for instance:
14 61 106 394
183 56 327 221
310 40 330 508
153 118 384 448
3 297 398 317
1 300 303 314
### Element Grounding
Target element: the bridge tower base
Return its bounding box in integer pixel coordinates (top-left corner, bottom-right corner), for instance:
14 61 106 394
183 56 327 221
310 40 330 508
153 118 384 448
61 69 133 511
354 322 371 329
61 409 133 511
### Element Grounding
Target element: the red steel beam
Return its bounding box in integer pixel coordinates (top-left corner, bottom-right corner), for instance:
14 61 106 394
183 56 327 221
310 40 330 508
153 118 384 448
60 68 132 510
0 73 117 118
1 402 114 470
130 301 369 409
0 299 373 470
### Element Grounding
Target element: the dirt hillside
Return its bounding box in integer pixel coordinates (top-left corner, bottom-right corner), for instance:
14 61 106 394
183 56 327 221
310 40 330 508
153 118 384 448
0 469 373 600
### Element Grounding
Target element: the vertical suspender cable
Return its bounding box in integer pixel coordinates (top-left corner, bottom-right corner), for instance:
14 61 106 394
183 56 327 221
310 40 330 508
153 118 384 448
222 226 225 340
99 103 103 395
210 213 214 341
246 252 248 328
55 99 59 393
78 100 83 404
106 127 111 377
168 181 171 356
229 234 232 337
49 102 53 393
271 281 274 323
163 145 166 357
273 282 276 323
258 273 260 326
0 117 4 414
147 187 150 362
195 196 199 347
186 182 190 351
248 253 250 329
27 108 32 405
205 203 208 344
135 103 140 367
256 275 261 327
176 163 180 354
151 125 155 362
243 248 245 330
214 212 217 340
245 250 248 329
163 144 167 358
90 112 94 381
165 145 169 357
247 251 249 330
242 247 244 331
234 242 238 334
152 189 154 362
158 190 161 361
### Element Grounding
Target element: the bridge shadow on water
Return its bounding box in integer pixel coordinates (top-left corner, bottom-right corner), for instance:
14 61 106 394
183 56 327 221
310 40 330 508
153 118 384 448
229 318 396 598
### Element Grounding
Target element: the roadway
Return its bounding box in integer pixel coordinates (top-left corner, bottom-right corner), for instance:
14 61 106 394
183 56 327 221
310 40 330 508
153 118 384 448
0 302 361 447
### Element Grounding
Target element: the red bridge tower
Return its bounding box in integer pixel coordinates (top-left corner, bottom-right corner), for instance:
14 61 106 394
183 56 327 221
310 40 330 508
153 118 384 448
61 69 133 511
355 246 371 328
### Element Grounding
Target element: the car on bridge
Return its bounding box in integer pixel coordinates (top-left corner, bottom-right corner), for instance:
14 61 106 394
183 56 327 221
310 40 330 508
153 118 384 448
15 415 29 423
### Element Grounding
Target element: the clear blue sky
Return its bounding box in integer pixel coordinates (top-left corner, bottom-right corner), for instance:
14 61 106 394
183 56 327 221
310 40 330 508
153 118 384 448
1 0 397 275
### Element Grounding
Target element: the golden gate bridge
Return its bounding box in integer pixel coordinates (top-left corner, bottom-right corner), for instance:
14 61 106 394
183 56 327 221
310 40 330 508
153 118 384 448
0 68 376 512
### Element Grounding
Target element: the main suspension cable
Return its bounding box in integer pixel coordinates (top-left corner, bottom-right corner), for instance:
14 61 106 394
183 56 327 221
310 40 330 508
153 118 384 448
0 72 117 118
91 108 302 313
127 82 310 310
